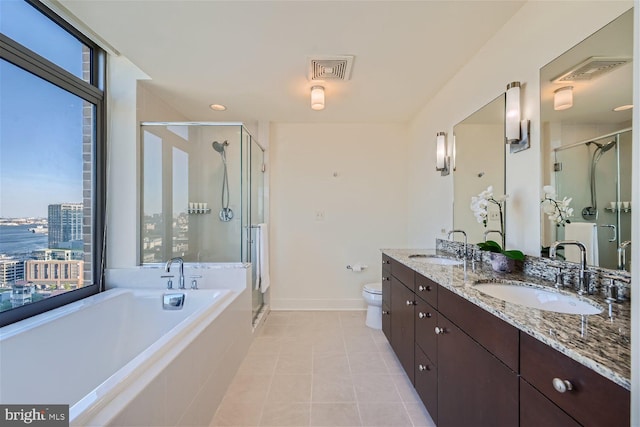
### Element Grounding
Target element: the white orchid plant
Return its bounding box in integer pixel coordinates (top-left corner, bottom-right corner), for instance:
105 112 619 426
541 185 573 227
470 185 506 235
470 186 524 261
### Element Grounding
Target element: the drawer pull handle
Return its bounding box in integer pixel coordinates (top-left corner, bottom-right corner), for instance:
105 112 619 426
382 260 390 265
418 364 430 372
552 378 574 393
382 310 389 315
382 276 390 281
435 326 445 335
406 300 415 306
418 285 432 292
418 312 432 319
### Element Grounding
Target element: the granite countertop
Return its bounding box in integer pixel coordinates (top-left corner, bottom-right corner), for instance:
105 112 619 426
382 248 631 391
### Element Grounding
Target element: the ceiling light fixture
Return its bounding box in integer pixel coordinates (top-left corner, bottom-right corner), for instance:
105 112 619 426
553 86 574 111
310 86 325 110
210 104 227 111
505 81 530 153
613 104 633 112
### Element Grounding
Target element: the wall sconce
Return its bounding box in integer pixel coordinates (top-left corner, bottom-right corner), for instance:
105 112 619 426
435 131 450 176
553 86 573 110
311 86 325 110
505 81 530 153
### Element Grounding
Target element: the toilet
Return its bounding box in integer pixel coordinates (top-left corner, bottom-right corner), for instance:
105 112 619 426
362 282 383 329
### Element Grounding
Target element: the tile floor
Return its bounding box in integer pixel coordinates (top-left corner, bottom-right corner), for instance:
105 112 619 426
211 311 436 427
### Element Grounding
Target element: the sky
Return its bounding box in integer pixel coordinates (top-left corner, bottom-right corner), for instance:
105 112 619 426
0 0 86 218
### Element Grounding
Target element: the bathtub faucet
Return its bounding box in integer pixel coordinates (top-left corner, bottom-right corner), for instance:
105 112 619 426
165 257 185 290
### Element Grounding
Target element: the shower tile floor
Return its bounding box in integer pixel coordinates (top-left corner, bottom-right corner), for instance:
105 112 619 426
210 311 436 427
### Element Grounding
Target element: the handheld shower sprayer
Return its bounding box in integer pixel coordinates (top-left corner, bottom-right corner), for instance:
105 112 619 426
211 140 233 221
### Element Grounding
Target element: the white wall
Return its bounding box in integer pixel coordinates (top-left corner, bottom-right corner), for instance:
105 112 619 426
106 58 149 268
407 1 633 255
269 123 408 310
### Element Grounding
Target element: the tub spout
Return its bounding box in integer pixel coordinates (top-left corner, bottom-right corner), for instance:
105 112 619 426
165 257 185 290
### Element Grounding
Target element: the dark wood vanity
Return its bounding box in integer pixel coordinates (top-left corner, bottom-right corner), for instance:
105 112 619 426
381 253 630 427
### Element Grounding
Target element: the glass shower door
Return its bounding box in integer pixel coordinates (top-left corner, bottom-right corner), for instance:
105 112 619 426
553 130 631 270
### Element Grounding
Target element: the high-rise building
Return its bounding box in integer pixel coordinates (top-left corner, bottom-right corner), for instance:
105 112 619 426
0 258 24 288
48 203 83 249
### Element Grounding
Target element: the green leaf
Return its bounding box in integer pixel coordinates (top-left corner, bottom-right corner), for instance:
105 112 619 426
477 240 502 253
502 250 525 261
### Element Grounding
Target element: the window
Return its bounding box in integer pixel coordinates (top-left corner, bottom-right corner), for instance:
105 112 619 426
0 0 105 327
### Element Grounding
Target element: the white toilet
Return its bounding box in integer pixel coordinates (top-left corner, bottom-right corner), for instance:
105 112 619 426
362 282 383 329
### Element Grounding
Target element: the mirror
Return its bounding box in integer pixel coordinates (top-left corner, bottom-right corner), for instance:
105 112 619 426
453 95 506 246
540 9 633 271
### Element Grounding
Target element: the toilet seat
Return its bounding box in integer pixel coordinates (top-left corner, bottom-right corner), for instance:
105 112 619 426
363 282 382 294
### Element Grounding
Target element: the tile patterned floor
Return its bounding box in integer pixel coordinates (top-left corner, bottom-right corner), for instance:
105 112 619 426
211 311 436 427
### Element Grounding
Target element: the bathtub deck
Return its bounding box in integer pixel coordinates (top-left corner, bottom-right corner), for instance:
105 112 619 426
211 310 435 427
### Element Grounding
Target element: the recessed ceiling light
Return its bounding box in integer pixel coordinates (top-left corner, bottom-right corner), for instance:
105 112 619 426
210 104 227 111
613 104 633 112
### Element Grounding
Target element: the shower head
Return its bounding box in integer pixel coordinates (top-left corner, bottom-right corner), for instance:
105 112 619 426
212 140 228 154
599 140 616 153
587 139 616 152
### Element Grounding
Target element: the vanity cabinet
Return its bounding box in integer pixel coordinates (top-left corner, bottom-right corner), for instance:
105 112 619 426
381 255 629 427
382 257 518 426
520 332 630 427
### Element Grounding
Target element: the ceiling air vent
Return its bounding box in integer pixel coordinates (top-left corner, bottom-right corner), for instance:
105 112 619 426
552 56 631 83
309 55 354 81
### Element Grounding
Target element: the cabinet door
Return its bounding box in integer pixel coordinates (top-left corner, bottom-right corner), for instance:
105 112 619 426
520 379 581 427
521 332 630 427
415 344 437 422
381 272 391 342
390 277 415 383
437 315 518 427
415 297 437 362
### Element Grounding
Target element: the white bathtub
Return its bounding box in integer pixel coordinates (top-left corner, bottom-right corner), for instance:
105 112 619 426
0 286 251 426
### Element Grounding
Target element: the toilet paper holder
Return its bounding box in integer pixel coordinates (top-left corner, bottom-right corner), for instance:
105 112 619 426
346 264 368 272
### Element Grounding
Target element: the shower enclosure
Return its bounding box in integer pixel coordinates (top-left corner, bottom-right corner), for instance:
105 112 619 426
140 122 265 318
553 128 632 270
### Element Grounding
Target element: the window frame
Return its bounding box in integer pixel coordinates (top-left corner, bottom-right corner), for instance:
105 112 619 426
0 0 106 327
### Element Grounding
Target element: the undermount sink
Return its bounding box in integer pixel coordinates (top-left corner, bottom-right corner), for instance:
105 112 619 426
472 280 602 315
408 254 464 266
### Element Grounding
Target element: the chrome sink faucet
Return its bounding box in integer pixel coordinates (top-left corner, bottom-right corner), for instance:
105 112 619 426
549 240 591 295
483 229 503 242
447 230 467 259
165 257 185 290
617 240 631 271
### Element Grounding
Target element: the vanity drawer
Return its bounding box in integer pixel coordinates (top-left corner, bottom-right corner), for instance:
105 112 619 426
438 286 519 371
415 343 437 422
520 332 630 427
520 378 580 427
415 297 437 362
415 272 438 308
390 259 415 291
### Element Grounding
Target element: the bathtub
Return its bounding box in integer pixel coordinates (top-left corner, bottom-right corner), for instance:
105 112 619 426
0 286 251 426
